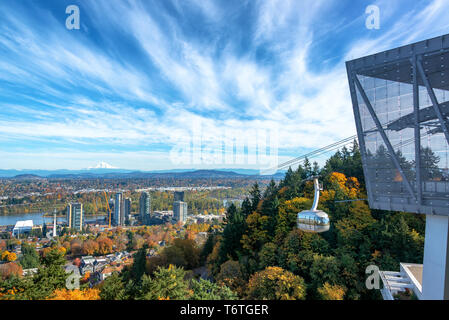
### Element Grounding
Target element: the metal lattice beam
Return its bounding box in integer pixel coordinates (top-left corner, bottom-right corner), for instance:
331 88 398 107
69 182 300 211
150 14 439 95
416 56 449 146
353 74 417 202
346 64 375 205
412 55 422 206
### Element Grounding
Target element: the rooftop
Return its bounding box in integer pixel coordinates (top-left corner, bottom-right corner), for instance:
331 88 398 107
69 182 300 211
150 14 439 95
13 220 33 228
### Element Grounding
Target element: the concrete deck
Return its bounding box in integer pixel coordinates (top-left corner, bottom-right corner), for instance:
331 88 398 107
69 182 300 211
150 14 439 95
407 265 423 287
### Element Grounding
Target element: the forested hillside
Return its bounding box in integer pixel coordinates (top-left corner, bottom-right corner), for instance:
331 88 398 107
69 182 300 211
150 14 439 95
203 141 425 300
0 141 425 300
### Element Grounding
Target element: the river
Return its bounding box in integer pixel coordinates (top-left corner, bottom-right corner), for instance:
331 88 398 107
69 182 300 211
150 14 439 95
0 213 107 226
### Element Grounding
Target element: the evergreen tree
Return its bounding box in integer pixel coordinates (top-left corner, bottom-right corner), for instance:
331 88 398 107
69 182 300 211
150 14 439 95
99 272 127 300
138 265 190 300
124 246 147 288
189 278 238 300
19 243 40 269
27 247 68 299
249 183 261 212
240 198 253 217
42 223 47 237
219 204 246 264
304 157 312 179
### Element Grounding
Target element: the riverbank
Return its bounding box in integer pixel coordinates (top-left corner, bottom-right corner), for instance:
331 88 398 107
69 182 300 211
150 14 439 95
0 213 107 227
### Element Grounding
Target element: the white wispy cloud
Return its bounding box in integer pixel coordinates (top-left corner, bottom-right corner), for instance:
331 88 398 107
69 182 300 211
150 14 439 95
0 0 448 170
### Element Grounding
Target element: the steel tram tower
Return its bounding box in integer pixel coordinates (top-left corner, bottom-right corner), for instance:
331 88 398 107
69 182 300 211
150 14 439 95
346 34 449 300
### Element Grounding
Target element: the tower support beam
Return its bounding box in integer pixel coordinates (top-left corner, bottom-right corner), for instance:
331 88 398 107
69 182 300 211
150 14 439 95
422 215 449 300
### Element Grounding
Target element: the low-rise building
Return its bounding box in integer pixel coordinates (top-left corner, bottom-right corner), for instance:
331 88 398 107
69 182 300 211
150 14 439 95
81 255 96 266
80 255 96 275
94 258 107 265
22 268 38 277
100 265 124 281
12 220 33 237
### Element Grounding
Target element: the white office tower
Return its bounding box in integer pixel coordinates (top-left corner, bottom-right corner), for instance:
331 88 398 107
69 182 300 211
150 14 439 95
114 193 123 226
173 201 188 224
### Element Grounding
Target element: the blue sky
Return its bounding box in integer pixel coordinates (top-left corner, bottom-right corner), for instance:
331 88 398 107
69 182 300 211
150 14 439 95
1 0 449 170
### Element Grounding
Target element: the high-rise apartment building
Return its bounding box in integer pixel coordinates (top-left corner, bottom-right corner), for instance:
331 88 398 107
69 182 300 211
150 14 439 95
174 191 185 202
114 193 123 226
67 202 83 231
173 201 188 224
124 198 131 224
139 191 151 223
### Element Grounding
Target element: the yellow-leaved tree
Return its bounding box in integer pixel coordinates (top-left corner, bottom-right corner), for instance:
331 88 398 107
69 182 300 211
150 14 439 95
247 266 306 300
6 252 17 262
274 197 311 244
1 250 10 261
317 282 346 300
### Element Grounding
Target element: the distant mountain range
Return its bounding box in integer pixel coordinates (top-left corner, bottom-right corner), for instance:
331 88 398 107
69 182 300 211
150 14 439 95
0 168 286 179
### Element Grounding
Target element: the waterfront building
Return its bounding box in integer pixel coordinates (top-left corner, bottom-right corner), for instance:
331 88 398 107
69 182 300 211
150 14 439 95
12 220 33 237
67 203 83 231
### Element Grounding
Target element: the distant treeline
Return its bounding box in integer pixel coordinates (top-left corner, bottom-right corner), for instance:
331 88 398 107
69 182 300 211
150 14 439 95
0 187 250 216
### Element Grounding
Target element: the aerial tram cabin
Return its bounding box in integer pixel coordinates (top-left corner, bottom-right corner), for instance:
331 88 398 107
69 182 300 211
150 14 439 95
297 177 330 233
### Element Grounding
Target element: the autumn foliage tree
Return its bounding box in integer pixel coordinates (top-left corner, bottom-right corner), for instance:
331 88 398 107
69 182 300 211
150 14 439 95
73 257 81 267
82 240 99 256
6 252 17 262
1 250 12 261
0 262 23 280
204 142 425 300
49 288 100 300
317 282 346 300
97 237 113 255
70 239 83 256
246 266 306 300
216 260 246 297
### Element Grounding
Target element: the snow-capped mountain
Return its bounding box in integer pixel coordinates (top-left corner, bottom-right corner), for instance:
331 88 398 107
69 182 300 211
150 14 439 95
87 161 118 170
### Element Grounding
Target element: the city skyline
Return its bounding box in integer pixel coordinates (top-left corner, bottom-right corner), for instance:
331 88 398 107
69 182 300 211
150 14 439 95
1 0 449 170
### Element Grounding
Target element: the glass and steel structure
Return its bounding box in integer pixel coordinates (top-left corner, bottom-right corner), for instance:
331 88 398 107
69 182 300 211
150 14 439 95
346 34 449 215
67 202 83 231
297 211 330 233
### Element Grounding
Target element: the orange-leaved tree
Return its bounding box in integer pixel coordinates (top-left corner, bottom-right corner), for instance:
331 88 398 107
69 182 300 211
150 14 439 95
6 252 17 262
49 288 100 300
0 262 23 280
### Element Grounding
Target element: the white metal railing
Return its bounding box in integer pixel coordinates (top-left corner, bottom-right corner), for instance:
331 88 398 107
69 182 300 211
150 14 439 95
379 270 415 300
